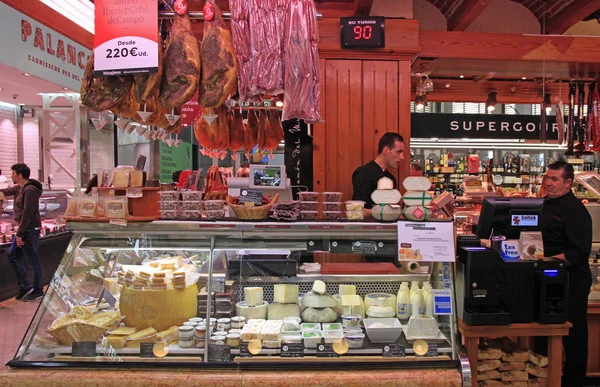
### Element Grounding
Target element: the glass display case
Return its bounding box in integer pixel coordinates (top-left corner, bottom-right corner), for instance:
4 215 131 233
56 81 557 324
8 220 466 378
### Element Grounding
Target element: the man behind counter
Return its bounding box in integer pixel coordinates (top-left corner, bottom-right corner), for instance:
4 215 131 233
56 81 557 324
352 132 405 213
537 160 592 387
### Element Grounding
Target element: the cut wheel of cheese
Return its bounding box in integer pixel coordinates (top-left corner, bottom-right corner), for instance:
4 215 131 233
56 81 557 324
301 307 337 323
371 189 402 205
273 284 299 304
364 293 396 310
236 301 268 320
402 206 431 222
302 292 337 308
366 305 395 318
244 287 264 307
341 295 362 306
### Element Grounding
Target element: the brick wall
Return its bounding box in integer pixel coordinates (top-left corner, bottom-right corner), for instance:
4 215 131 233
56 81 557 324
0 103 18 178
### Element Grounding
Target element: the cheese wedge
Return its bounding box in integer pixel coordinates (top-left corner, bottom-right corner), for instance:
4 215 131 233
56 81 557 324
138 270 152 279
157 326 179 344
108 327 137 336
127 327 157 341
153 271 166 278
312 280 327 295
103 336 127 349
244 287 264 307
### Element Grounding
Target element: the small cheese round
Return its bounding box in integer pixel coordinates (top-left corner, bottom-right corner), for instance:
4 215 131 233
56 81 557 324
377 177 394 190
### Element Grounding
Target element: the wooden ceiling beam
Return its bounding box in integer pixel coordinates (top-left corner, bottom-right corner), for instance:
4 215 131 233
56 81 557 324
447 0 493 31
545 0 600 34
420 30 600 63
354 0 374 17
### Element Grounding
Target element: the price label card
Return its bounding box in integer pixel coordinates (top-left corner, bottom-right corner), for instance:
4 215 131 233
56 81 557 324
208 345 231 362
316 343 339 358
139 342 155 358
398 221 455 262
280 343 304 358
210 277 225 294
382 343 405 358
352 240 377 254
239 189 264 205
426 344 439 357
239 342 252 358
94 0 159 75
433 289 453 315
72 342 96 357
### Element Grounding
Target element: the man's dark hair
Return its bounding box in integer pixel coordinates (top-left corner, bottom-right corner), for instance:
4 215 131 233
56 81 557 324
547 159 574 183
11 163 30 179
377 132 404 154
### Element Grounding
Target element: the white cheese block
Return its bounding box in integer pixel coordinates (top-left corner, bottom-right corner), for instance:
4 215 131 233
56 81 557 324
244 287 264 307
236 301 268 320
364 293 397 310
377 177 394 190
273 284 299 304
367 305 396 318
268 303 300 320
301 307 338 323
341 295 362 306
339 284 356 296
402 176 432 192
312 280 327 295
371 189 402 205
402 206 431 221
333 295 343 316
302 292 337 308
402 191 433 206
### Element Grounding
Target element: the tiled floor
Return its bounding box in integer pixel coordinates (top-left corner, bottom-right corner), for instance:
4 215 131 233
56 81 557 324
0 296 40 368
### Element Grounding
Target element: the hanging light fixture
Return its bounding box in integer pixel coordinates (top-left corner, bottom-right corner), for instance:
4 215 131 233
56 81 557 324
415 95 425 111
543 92 552 114
486 90 497 113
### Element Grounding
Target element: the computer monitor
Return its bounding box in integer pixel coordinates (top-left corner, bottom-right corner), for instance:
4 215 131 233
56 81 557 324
476 197 544 240
249 164 286 189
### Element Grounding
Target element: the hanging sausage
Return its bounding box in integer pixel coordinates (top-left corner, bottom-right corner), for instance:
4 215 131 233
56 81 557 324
565 82 576 155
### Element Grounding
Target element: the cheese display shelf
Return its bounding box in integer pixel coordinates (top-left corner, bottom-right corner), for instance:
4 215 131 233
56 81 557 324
8 220 465 378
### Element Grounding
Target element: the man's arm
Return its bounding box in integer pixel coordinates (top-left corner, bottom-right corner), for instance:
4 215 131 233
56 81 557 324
16 189 37 237
560 206 592 266
0 185 20 197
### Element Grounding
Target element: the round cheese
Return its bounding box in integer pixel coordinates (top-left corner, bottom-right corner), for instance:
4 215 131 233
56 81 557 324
371 189 402 205
236 301 268 320
301 307 337 323
402 191 432 207
402 177 432 192
364 293 397 311
366 305 395 318
402 206 431 221
371 204 402 222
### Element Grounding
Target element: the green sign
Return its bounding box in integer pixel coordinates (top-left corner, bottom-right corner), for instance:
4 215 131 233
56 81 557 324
160 141 192 183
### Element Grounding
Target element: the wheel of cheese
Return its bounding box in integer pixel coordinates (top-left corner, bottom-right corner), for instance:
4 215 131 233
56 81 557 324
402 177 432 192
402 191 432 207
402 206 431 221
371 189 402 205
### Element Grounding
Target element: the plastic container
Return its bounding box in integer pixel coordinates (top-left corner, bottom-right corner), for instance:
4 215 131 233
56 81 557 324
226 333 240 347
344 332 365 348
405 315 440 339
345 211 364 221
341 314 361 330
300 211 318 221
205 209 225 220
159 201 180 211
323 329 344 344
204 200 225 211
180 210 202 220
323 192 342 202
159 191 180 201
181 191 203 201
323 211 341 221
217 318 231 331
160 210 179 220
322 202 342 211
363 318 402 344
299 201 319 211
298 192 319 201
231 316 246 329
302 330 322 348
179 325 194 339
301 323 321 331
323 323 342 331
345 200 365 211
181 201 202 211
263 340 282 349
282 334 302 344
210 335 225 345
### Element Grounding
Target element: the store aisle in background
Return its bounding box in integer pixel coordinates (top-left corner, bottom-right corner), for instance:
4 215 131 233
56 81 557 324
0 297 40 368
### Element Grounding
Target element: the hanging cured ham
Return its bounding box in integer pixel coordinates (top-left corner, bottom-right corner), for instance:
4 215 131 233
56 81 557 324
229 109 245 152
80 53 133 112
229 0 252 101
257 109 270 150
198 0 238 108
159 8 201 108
592 84 600 152
216 105 231 153
244 110 259 158
556 96 565 146
565 82 576 155
133 40 164 104
266 110 284 151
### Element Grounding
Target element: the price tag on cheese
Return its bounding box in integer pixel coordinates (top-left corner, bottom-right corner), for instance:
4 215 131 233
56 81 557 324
316 343 339 358
93 0 159 76
382 343 405 358
72 342 96 357
280 343 304 358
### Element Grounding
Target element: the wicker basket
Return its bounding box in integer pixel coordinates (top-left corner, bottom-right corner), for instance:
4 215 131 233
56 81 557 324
227 193 279 220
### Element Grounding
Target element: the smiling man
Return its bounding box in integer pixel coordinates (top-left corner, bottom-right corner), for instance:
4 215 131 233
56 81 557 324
538 160 592 386
352 132 405 211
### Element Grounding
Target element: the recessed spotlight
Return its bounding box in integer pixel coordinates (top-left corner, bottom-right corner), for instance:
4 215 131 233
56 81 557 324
18 103 25 106
23 73 30 76
63 87 69 91
0 88 3 91
522 77 526 80
459 75 464 79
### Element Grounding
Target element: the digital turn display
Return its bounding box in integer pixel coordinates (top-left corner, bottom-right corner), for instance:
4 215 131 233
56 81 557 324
340 17 385 49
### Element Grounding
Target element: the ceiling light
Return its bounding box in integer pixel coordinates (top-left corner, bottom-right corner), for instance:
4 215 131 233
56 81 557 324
543 92 552 114
40 0 95 34
415 95 425 111
18 103 25 106
522 77 527 80
486 90 497 113
63 87 69 91
459 75 464 79
23 73 30 76
0 88 3 91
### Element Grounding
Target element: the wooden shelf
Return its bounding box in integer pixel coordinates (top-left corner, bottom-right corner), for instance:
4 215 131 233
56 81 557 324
64 216 158 222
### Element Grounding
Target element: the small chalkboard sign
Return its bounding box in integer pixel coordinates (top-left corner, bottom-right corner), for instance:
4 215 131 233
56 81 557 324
352 240 377 254
426 343 439 357
210 277 225 293
240 189 264 205
382 343 405 358
316 343 339 358
72 342 96 357
280 343 304 358
239 342 252 358
208 345 231 362
140 342 155 358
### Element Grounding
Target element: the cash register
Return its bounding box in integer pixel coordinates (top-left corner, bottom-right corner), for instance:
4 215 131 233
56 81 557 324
456 197 569 325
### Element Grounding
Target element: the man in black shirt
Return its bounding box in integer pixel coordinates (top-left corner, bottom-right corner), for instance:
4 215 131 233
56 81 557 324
352 132 405 213
538 160 592 387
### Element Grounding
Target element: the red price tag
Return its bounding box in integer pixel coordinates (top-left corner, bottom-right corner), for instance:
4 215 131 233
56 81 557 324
203 2 214 21
174 0 187 15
